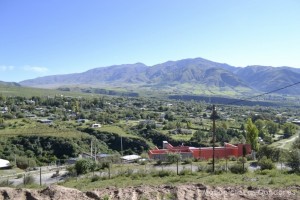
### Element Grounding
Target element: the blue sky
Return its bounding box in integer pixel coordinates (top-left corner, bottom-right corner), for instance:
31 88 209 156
1 0 300 82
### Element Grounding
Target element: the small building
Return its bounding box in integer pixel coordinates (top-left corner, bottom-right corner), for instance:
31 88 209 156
37 119 53 124
91 123 101 128
0 159 11 169
292 120 300 125
121 155 141 163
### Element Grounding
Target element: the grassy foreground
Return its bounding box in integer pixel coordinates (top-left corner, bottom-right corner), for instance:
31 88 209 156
59 164 300 191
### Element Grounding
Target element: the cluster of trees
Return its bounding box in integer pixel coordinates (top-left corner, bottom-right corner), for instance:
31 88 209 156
0 134 110 167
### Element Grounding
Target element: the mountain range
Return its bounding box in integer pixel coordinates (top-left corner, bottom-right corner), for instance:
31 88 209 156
18 57 300 96
0 81 21 87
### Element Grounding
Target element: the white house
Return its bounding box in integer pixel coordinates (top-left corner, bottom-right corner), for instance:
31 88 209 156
91 123 101 128
0 159 10 168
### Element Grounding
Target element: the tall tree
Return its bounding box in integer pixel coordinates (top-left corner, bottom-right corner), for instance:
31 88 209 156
246 118 259 151
265 120 278 136
283 123 298 138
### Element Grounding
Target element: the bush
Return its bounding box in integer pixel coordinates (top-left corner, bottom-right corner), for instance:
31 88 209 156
16 157 36 170
286 149 300 172
229 156 237 161
91 175 100 182
257 145 280 162
197 163 207 172
206 164 225 174
75 159 95 175
17 174 23 179
229 163 248 174
258 156 275 170
179 168 194 175
66 165 76 176
98 162 110 169
238 157 247 163
152 170 175 177
246 154 253 161
24 174 35 185
156 160 162 165
166 153 181 164
0 180 13 187
182 158 193 165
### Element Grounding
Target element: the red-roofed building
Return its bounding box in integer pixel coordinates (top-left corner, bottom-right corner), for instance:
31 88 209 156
148 141 251 161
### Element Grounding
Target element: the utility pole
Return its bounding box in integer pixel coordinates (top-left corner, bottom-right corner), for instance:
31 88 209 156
90 140 93 158
210 104 219 173
121 136 123 156
94 144 97 162
40 167 42 186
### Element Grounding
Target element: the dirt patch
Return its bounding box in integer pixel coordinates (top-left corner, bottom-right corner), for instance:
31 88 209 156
0 184 298 200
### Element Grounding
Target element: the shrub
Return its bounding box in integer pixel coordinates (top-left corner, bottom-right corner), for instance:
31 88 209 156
197 163 207 172
75 159 95 175
135 169 148 177
258 156 275 170
238 157 247 163
91 175 100 182
166 153 181 164
152 170 175 177
179 168 194 176
126 168 134 177
156 160 162 165
246 154 253 161
98 162 110 169
205 164 225 174
228 156 237 161
17 174 23 179
0 180 13 187
16 157 36 170
182 158 193 165
66 165 77 176
24 174 35 185
229 163 248 174
286 149 300 172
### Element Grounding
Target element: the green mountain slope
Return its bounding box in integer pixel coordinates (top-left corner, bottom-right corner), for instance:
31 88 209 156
18 57 300 95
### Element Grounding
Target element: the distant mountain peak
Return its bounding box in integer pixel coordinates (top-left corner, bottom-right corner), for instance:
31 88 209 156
19 57 300 95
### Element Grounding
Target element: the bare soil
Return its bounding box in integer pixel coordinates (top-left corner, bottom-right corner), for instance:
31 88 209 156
0 184 299 200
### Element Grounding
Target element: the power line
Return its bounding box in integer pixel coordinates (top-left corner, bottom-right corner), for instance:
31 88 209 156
228 81 300 105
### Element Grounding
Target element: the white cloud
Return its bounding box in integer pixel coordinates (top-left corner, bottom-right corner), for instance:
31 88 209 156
23 66 49 73
0 65 15 71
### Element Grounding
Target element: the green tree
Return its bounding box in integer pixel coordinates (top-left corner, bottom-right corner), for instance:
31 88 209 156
166 153 181 163
265 121 278 136
176 121 182 129
255 119 266 138
286 135 300 172
246 118 259 151
191 130 207 142
75 159 95 175
282 123 298 138
286 149 300 172
258 156 275 170
292 134 300 149
186 121 192 129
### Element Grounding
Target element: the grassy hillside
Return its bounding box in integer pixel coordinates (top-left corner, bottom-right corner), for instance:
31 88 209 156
0 84 97 98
